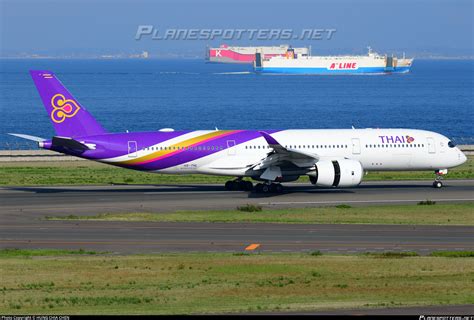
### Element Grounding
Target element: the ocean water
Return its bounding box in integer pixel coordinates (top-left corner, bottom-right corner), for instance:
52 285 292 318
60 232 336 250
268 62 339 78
0 58 473 149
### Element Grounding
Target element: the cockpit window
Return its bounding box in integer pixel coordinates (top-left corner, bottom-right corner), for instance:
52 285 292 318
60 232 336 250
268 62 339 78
448 141 456 148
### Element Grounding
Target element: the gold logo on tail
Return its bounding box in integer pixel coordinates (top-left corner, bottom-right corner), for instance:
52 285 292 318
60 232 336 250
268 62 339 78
50 94 81 123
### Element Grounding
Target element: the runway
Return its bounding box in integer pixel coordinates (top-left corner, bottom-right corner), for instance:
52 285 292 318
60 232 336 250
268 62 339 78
0 180 473 254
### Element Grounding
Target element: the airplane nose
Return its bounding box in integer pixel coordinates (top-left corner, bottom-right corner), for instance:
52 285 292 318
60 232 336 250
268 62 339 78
459 151 467 164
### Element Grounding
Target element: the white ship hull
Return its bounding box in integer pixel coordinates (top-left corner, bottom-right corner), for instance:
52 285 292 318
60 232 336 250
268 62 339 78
255 48 413 74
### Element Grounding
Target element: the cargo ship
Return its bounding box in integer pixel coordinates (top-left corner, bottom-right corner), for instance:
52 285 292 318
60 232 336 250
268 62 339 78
254 47 413 74
206 44 309 64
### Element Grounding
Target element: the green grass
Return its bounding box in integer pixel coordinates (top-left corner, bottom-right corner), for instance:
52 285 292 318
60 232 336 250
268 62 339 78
45 203 474 226
0 155 472 186
0 252 473 314
0 248 103 257
236 204 263 212
429 251 474 258
363 252 420 258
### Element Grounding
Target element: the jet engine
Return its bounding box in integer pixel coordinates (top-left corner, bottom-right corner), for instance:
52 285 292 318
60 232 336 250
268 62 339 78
307 159 363 187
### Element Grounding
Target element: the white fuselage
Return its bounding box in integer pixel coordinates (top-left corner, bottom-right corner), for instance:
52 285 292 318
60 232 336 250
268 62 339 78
139 129 466 176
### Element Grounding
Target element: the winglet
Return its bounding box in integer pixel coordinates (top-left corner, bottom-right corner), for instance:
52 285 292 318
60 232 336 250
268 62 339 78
259 131 280 146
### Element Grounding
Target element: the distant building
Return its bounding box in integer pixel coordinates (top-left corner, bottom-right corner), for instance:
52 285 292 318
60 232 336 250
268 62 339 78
129 51 149 59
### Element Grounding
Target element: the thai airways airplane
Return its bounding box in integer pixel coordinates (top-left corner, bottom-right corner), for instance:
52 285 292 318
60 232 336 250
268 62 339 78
9 70 467 193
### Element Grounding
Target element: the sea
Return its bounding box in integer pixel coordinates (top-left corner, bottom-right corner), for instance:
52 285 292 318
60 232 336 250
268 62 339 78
0 58 473 149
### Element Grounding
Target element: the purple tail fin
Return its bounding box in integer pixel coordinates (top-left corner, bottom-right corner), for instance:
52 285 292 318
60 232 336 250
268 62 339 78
30 70 107 137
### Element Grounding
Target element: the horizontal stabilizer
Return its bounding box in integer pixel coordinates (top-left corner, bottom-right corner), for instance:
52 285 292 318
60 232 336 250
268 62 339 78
52 136 90 151
8 133 46 142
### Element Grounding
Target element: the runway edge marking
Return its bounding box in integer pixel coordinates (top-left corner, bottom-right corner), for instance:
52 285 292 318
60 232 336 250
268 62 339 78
259 198 474 205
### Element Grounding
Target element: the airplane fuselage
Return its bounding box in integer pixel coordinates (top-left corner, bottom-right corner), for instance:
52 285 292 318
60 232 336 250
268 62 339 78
42 128 466 178
23 70 467 191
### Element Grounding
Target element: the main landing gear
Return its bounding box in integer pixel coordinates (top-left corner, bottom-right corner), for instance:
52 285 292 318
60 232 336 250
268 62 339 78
224 179 284 193
224 179 253 191
255 182 284 194
432 169 447 189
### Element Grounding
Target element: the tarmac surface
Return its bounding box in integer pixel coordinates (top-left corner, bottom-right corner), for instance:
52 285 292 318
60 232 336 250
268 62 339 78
0 180 473 254
271 304 474 315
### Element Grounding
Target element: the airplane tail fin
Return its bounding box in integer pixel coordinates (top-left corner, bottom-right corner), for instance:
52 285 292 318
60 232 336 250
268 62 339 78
29 70 107 138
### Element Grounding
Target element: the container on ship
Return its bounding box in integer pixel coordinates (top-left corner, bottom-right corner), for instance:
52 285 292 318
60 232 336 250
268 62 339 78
206 44 309 64
254 47 413 74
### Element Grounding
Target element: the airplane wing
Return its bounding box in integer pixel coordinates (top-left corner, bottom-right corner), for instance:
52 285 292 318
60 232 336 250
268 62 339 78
252 131 320 173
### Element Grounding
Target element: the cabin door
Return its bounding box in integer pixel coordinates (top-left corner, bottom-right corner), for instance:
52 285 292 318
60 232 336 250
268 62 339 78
427 137 436 154
227 140 236 155
351 138 361 155
128 141 138 158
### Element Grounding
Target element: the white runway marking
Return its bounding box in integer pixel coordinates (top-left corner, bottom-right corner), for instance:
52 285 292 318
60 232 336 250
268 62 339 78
143 191 239 195
259 198 474 205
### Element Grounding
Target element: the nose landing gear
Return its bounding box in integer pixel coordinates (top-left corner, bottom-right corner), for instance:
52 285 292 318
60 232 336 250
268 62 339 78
433 179 443 189
432 169 447 189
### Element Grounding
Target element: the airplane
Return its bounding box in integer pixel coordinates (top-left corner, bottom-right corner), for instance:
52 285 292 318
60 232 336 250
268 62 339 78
9 70 467 193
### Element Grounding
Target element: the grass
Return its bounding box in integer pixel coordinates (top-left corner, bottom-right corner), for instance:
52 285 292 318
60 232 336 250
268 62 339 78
236 204 263 212
363 252 420 258
418 200 437 205
0 248 104 257
429 251 474 258
0 155 472 186
45 203 474 226
0 252 473 314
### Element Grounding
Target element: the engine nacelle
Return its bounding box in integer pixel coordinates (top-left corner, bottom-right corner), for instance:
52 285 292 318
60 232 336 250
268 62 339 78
307 159 363 187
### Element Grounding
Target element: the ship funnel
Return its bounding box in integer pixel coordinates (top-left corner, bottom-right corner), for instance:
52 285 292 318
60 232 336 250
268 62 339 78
255 52 263 68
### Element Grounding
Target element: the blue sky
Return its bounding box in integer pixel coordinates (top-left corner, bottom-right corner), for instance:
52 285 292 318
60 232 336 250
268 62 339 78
1 0 472 56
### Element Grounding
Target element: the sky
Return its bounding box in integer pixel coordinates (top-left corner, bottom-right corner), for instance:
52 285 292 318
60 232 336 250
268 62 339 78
0 0 473 57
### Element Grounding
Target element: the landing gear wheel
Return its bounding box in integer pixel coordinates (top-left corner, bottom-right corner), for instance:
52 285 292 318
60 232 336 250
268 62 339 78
433 181 443 189
225 179 254 191
254 182 283 193
244 181 253 191
432 170 445 189
274 183 283 193
225 180 240 191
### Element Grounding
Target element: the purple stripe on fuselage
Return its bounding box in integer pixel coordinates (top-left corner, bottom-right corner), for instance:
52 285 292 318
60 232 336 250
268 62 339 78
48 130 282 170
125 130 280 171
73 131 192 159
135 130 280 171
